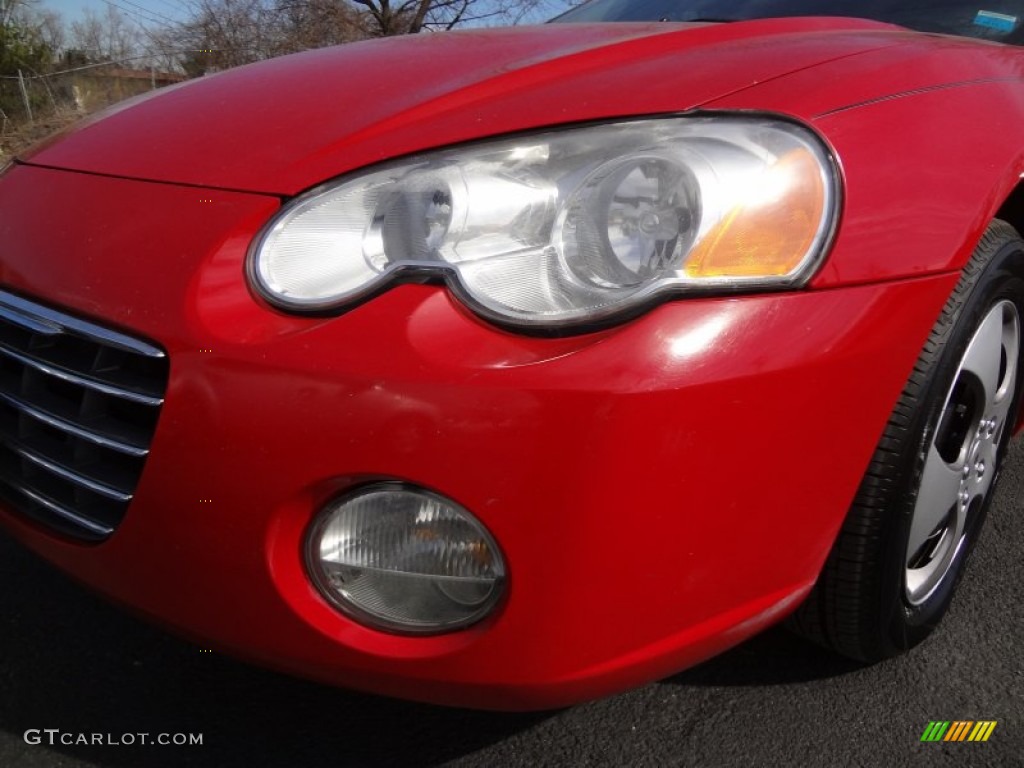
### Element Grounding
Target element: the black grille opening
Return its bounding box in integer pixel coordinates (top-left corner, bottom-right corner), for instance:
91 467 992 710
0 289 169 541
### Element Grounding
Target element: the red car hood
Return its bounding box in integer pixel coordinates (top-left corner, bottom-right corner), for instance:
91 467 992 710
25 18 905 195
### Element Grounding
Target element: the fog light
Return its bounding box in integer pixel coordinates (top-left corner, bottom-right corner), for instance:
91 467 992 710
306 484 506 634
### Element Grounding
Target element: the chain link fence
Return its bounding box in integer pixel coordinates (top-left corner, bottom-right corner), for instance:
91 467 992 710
0 64 186 160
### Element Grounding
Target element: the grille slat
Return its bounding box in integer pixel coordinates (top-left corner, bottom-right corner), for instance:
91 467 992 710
0 342 164 405
11 442 134 502
0 303 62 335
0 390 150 456
0 478 114 538
0 422 140 491
0 289 168 541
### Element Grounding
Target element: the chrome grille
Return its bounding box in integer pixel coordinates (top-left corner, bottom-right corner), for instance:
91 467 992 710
0 289 168 541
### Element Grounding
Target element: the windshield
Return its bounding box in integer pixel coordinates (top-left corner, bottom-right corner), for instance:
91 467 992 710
555 1 1024 45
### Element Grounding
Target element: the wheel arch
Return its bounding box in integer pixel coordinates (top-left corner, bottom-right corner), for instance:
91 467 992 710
993 179 1024 435
995 179 1024 244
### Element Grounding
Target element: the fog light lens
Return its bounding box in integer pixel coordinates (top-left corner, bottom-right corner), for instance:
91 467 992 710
306 484 506 634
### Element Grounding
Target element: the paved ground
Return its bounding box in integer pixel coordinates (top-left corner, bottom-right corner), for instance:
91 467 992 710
0 444 1020 768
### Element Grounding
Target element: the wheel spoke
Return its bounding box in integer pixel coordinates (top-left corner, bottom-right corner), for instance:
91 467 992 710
906 443 962 566
989 305 1020 428
959 305 1007 408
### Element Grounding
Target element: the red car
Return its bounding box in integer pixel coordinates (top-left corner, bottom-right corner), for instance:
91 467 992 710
2 0 1023 710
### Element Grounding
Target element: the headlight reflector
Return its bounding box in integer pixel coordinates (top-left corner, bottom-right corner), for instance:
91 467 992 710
251 116 837 330
306 485 506 634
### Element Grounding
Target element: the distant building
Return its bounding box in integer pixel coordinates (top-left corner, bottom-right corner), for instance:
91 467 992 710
70 67 188 112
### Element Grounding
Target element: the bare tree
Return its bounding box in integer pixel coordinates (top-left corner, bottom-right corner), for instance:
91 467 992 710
1 0 65 57
166 0 363 74
0 0 20 27
163 0 583 75
350 0 568 35
33 8 65 52
70 6 142 63
0 0 55 75
280 0 371 47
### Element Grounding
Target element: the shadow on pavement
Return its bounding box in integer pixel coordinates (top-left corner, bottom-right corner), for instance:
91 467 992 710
663 626 864 688
0 533 546 768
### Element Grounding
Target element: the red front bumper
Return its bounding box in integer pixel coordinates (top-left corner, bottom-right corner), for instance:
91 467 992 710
0 164 958 708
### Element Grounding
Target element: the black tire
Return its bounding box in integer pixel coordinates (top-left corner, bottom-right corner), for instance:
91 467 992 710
790 218 1024 661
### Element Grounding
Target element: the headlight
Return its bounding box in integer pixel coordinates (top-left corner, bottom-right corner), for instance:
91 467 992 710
250 115 838 331
306 484 506 634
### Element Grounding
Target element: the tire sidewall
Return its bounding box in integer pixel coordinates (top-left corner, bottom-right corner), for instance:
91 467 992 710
880 241 1024 653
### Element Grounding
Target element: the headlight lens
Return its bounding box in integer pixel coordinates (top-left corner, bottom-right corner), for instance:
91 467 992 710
306 485 506 634
250 116 837 330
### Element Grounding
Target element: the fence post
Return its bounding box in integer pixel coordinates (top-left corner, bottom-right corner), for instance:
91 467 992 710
17 70 33 125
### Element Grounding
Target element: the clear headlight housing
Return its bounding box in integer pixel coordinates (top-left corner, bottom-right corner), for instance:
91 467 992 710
306 485 506 634
250 115 838 331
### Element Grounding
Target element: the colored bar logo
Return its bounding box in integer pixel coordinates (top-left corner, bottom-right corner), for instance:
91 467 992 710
921 721 997 742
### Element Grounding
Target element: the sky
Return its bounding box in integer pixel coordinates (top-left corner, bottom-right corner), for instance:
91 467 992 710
33 0 188 25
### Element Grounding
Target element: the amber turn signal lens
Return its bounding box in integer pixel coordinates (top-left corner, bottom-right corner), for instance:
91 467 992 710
685 148 826 279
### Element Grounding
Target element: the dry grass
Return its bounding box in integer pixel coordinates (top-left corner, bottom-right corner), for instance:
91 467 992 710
1 112 84 163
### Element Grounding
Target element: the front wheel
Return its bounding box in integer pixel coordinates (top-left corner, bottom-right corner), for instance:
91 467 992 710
791 219 1024 661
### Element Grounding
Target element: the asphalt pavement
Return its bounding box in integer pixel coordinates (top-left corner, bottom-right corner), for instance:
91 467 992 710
1 443 1021 768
